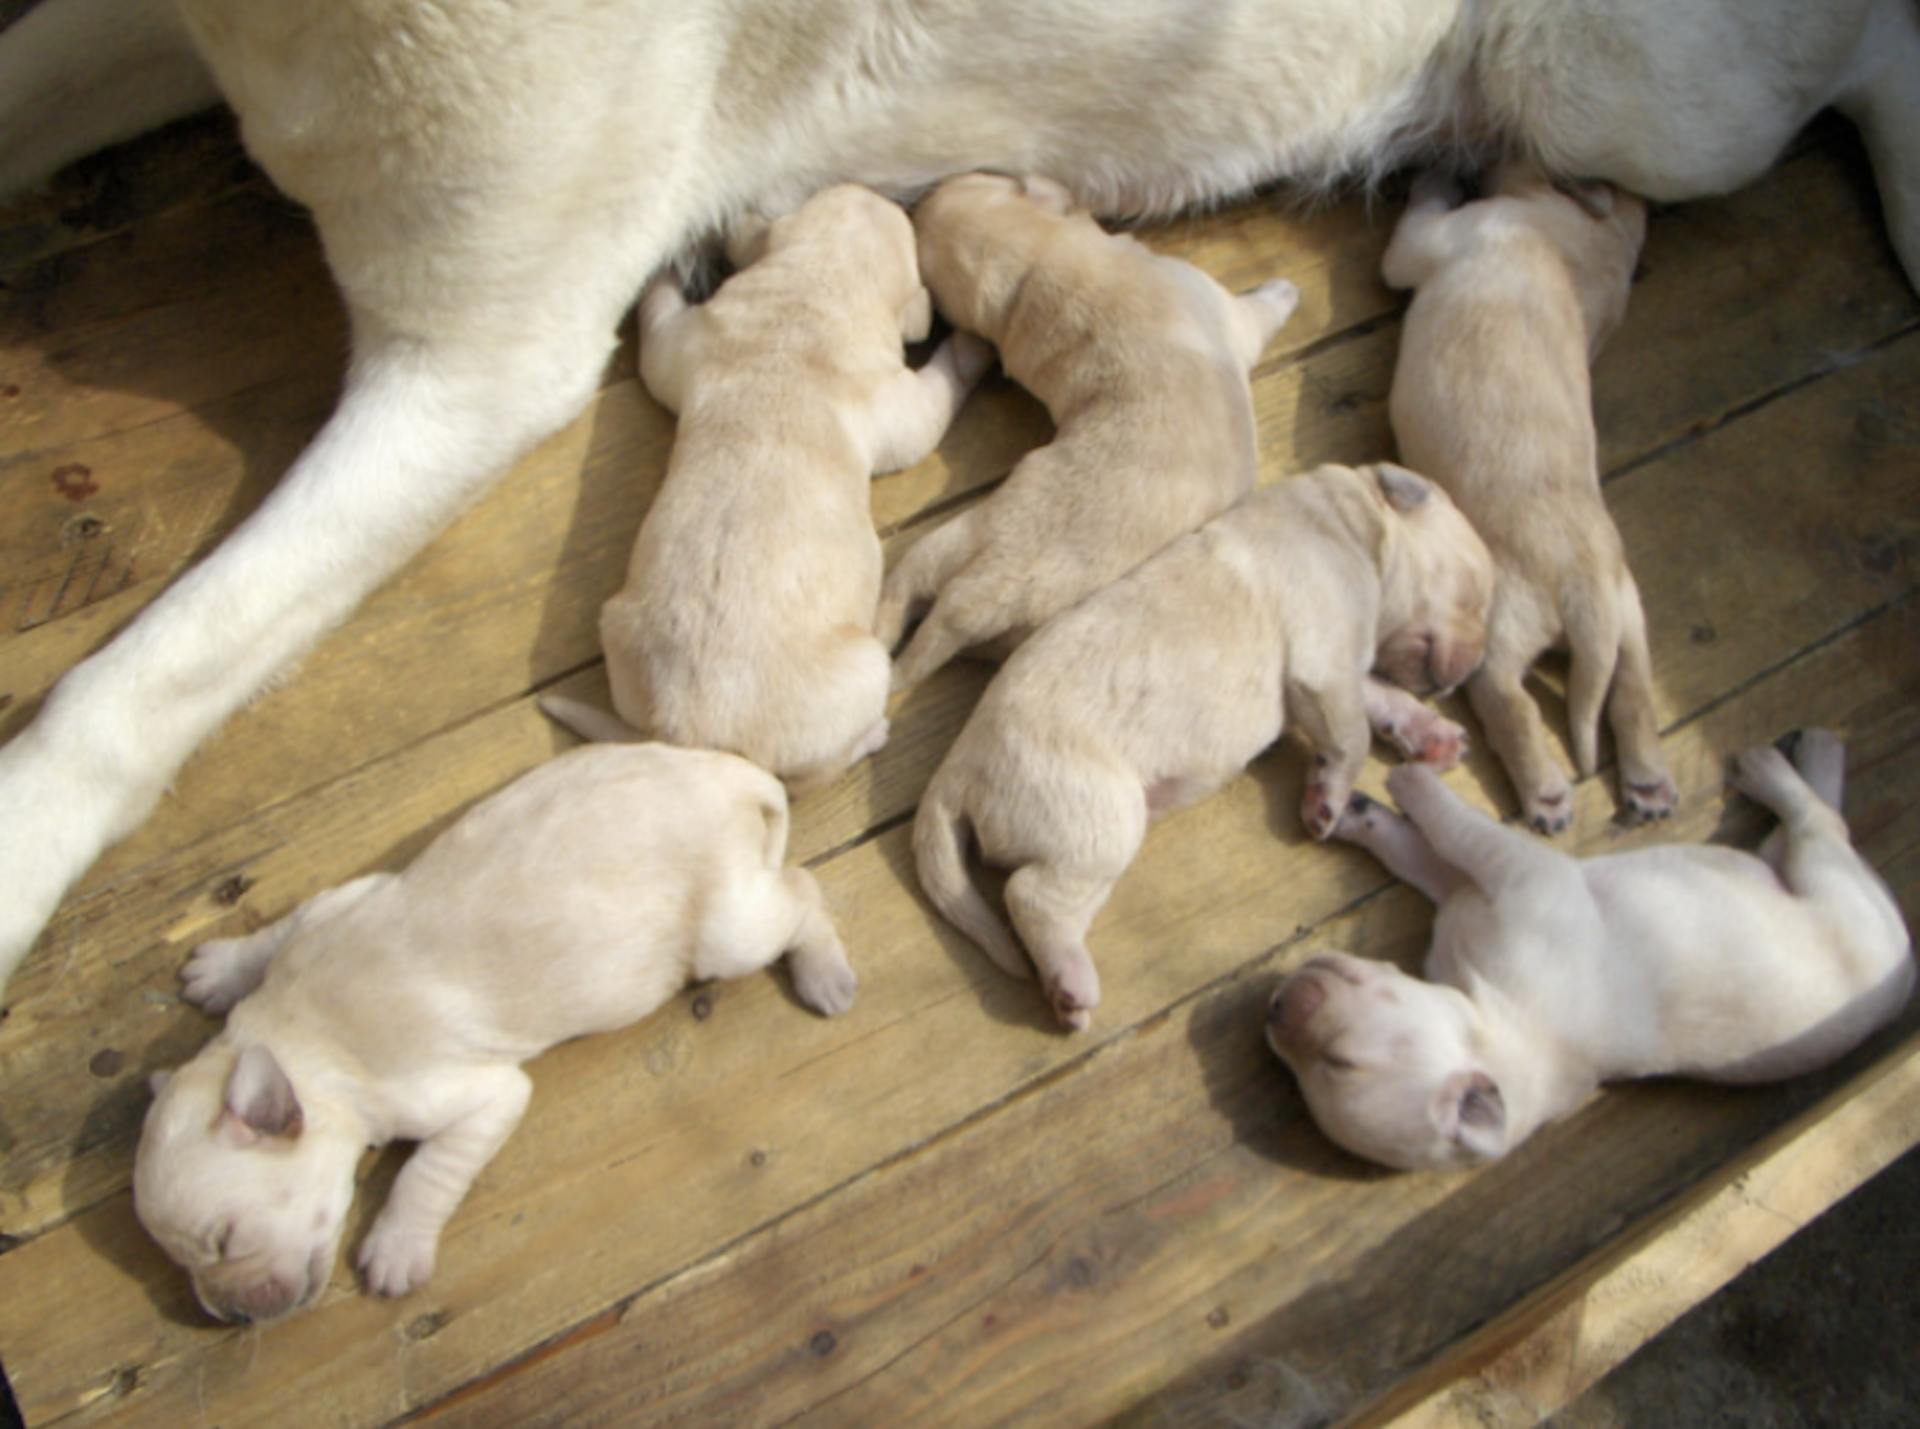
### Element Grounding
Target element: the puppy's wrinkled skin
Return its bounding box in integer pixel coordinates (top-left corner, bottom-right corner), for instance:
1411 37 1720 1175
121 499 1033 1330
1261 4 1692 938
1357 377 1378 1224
135 744 856 1323
1270 733 1913 1170
3 0 1918 1006
916 463 1493 1031
562 185 989 786
1383 161 1674 834
875 173 1300 688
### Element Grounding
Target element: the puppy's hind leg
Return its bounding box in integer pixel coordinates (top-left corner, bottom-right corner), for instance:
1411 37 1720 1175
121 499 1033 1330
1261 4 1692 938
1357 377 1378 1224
1467 656 1575 835
875 511 983 675
0 0 218 198
1005 862 1116 1032
777 867 859 1017
1600 574 1676 823
1735 735 1910 975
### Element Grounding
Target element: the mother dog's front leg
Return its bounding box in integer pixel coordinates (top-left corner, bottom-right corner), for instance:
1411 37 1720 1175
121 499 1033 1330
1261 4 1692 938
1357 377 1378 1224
0 323 614 1003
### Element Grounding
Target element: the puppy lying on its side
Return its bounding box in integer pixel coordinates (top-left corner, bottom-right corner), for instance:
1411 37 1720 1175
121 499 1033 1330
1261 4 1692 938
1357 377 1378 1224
875 173 1300 690
916 462 1494 1031
1268 734 1912 1171
1382 162 1675 833
134 743 856 1324
552 184 990 785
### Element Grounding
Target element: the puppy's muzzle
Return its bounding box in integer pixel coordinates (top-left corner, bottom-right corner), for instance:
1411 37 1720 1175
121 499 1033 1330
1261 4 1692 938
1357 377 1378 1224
1267 974 1327 1058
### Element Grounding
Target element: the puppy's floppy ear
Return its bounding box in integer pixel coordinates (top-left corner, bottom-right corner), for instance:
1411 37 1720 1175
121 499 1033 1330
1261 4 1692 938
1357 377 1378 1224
222 1045 304 1141
1375 462 1435 513
1435 1069 1506 1162
899 285 934 343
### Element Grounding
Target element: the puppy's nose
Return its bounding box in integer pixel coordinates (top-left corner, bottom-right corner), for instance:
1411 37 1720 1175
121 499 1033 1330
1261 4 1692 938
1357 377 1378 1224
1268 976 1326 1056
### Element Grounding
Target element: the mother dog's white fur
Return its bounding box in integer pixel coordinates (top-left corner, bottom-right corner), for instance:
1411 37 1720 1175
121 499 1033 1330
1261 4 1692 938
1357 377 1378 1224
1268 734 1913 1171
0 0 1917 1001
134 742 855 1322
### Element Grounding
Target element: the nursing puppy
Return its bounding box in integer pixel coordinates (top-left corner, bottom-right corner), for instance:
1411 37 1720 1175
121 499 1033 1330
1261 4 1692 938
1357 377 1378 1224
1268 735 1912 1171
1383 161 1675 833
876 173 1300 689
3 0 1918 1005
562 184 989 786
916 462 1494 1030
134 743 856 1323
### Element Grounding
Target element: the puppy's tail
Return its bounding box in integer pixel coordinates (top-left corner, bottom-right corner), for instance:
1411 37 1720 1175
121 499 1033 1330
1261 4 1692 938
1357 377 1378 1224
913 785 1032 981
538 694 644 745
1561 574 1624 778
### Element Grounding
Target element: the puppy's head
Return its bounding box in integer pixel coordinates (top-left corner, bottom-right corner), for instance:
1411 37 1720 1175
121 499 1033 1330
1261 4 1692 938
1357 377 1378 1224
760 184 931 338
134 1042 361 1324
1367 464 1494 696
1491 158 1648 356
1267 952 1510 1170
913 172 1080 332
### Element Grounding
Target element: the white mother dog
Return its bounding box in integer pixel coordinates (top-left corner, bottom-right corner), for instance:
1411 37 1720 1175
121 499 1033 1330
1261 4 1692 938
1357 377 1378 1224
1268 734 1912 1170
134 742 855 1322
1 0 1917 1000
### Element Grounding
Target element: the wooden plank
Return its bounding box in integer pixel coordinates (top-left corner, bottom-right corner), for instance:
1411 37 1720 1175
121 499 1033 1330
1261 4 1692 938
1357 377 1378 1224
1 316 1913 1424
415 601 1920 1429
1355 1023 1920 1427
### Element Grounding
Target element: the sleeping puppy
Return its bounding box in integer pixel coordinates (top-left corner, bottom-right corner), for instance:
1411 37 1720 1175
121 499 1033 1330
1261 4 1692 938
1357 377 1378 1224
1268 733 1912 1171
875 172 1301 689
915 462 1494 1031
564 183 990 786
134 743 856 1323
1382 161 1675 833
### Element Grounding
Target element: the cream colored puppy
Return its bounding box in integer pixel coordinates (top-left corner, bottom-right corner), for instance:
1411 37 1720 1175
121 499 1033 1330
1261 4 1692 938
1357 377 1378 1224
134 743 856 1324
1383 161 1675 833
572 184 990 786
1269 733 1912 1171
916 462 1494 1031
875 173 1300 689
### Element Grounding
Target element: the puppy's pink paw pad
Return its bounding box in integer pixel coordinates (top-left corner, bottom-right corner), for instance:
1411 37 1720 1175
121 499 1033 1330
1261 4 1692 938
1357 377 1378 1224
1301 785 1345 841
358 1226 438 1298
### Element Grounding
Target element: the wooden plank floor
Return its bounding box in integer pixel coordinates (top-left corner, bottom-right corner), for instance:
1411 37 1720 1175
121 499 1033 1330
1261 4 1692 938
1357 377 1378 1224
0 112 1915 1427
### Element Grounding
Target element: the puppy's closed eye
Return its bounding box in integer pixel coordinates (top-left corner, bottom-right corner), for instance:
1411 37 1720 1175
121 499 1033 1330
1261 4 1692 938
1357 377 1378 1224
1321 1051 1359 1073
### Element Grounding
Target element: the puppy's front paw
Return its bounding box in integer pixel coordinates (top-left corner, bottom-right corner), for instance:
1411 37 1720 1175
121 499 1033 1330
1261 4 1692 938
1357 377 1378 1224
1331 791 1385 843
1302 761 1352 841
1731 744 1796 804
791 952 859 1017
357 1222 439 1299
180 937 258 1015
